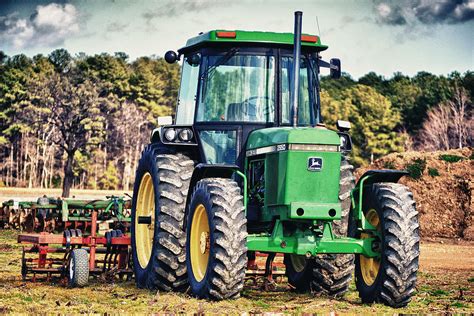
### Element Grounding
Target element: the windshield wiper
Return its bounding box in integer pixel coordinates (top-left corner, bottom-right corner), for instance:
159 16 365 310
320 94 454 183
200 48 239 81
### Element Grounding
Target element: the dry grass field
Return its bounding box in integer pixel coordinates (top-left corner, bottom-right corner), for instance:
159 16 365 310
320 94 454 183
0 229 472 314
0 187 472 313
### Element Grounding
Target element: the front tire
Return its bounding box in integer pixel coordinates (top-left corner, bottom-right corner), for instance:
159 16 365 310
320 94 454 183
355 183 419 307
131 144 194 291
186 178 247 300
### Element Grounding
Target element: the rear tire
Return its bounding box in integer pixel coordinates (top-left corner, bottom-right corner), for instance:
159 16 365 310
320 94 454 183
68 249 89 287
186 178 247 300
284 157 355 297
131 144 194 291
355 183 419 307
284 254 313 292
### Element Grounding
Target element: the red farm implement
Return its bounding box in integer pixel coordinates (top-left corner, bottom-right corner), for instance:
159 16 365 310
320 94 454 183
17 202 132 287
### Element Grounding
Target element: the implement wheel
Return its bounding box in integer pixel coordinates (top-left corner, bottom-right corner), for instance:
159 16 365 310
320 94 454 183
355 183 419 307
131 144 194 291
186 178 247 300
68 248 89 287
284 157 355 296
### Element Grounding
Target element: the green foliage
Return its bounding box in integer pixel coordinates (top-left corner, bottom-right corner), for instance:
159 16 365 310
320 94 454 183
428 167 440 177
358 72 388 94
385 75 422 131
322 84 407 166
51 175 62 188
320 73 356 99
383 160 396 169
98 162 119 190
48 49 72 73
430 289 449 296
406 158 426 179
439 154 464 163
128 56 180 119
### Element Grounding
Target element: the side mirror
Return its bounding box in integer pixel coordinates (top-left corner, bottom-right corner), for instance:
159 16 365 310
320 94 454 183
165 51 179 64
157 116 173 126
330 58 341 79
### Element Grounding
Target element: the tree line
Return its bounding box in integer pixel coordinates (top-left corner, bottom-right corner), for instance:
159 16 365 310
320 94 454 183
0 49 472 196
320 70 473 166
0 49 179 196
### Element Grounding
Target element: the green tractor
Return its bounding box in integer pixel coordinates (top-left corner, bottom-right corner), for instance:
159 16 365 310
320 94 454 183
130 11 419 307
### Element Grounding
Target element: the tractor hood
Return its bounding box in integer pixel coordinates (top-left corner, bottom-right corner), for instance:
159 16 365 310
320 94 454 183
246 127 340 150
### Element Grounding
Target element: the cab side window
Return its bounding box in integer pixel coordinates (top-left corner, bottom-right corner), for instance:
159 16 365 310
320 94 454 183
175 55 200 124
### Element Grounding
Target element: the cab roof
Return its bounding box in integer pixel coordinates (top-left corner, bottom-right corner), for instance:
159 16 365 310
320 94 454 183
178 30 328 54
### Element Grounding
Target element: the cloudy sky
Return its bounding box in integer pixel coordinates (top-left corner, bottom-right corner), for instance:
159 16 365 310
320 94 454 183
0 0 473 78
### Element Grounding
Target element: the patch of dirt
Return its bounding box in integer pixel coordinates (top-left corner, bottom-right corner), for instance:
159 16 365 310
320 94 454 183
357 148 473 240
0 244 12 251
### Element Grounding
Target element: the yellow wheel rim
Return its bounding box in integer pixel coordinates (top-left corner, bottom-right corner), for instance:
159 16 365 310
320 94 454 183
360 208 381 286
289 255 307 273
190 204 210 282
135 172 155 269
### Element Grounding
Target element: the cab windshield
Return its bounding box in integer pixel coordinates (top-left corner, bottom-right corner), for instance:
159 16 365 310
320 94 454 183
195 52 319 125
196 54 276 123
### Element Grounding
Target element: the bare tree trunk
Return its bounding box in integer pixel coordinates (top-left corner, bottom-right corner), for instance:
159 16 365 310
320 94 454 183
449 85 469 149
48 148 54 188
62 150 75 197
7 143 13 186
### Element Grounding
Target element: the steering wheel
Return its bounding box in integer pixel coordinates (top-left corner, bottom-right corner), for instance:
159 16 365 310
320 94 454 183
241 96 275 119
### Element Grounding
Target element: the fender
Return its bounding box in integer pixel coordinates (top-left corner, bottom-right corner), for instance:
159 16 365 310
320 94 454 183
351 169 409 230
183 163 246 229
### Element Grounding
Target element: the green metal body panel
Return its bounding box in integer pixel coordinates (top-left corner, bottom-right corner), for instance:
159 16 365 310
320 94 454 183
245 127 342 222
246 127 340 149
263 150 341 221
179 30 328 53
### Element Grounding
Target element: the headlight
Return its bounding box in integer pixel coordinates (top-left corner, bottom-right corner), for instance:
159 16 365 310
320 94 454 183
164 128 177 141
178 128 193 142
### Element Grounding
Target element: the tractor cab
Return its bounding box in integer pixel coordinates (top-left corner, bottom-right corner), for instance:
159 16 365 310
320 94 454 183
157 29 342 167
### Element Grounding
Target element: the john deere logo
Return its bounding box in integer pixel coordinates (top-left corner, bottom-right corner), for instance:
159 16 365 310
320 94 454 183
308 157 323 171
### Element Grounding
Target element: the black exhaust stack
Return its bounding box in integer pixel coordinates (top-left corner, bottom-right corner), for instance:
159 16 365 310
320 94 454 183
291 11 303 127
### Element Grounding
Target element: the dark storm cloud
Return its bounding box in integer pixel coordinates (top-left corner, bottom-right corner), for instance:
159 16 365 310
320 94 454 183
375 0 474 25
414 0 474 24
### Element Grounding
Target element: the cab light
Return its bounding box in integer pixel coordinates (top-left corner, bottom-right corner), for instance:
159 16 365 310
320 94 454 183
301 35 318 43
216 31 236 38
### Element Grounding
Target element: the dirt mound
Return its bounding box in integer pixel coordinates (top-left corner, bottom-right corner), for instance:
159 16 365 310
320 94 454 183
356 148 473 240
